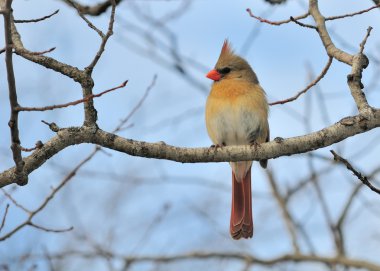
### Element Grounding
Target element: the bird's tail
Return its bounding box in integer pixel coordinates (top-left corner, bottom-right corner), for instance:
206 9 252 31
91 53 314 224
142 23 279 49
230 166 253 239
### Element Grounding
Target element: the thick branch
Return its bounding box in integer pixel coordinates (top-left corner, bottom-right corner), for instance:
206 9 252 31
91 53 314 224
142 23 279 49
309 0 353 65
9 21 86 83
1 109 380 188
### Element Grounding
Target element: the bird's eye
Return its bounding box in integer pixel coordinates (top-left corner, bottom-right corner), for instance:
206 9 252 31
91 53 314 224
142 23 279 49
218 67 231 74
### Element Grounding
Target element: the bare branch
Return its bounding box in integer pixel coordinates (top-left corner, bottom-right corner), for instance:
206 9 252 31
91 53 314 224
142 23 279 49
0 204 9 232
115 75 156 131
290 16 316 29
10 22 87 83
0 148 97 241
325 4 380 21
85 0 116 73
270 57 333 105
14 9 59 23
359 26 373 54
28 222 73 233
1 108 379 188
309 0 354 65
335 182 363 239
16 80 128 112
20 141 43 152
61 0 122 16
41 251 380 271
26 47 56 55
65 0 104 37
1 188 31 212
247 4 380 26
2 0 27 185
331 150 380 195
266 170 300 253
347 55 370 112
246 8 309 26
21 140 44 152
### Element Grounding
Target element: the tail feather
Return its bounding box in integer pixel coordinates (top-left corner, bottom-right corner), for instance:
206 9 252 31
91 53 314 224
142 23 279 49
230 167 253 239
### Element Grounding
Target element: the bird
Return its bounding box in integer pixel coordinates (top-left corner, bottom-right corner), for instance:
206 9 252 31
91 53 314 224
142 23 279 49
205 40 269 239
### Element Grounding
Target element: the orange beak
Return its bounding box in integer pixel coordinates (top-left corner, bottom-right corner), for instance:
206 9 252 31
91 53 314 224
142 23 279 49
206 69 221 81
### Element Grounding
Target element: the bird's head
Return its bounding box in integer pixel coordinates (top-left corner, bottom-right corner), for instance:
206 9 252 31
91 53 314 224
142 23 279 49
206 39 258 84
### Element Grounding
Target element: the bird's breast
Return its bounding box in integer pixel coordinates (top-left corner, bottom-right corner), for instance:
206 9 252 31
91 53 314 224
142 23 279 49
205 80 268 146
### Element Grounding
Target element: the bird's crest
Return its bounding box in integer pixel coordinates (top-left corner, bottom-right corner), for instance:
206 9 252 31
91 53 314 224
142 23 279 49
220 39 234 57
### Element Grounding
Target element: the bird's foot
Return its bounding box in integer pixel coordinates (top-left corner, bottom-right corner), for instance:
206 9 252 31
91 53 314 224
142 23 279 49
210 142 226 149
250 141 260 151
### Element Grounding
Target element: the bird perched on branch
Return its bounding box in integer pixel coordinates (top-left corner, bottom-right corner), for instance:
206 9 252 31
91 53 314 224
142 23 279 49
205 40 269 239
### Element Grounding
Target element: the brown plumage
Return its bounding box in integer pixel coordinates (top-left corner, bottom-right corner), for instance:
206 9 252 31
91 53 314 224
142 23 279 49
205 40 269 239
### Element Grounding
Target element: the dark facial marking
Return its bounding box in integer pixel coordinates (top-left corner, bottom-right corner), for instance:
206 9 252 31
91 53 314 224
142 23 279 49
217 67 231 75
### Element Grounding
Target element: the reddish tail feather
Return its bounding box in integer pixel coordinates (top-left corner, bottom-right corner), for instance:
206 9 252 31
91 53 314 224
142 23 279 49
230 167 253 239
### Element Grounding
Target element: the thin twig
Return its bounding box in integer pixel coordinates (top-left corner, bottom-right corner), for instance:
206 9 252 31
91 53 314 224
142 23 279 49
246 8 309 25
14 9 59 23
335 182 363 239
290 16 316 29
331 150 380 195
0 204 9 232
29 222 73 233
62 0 122 16
359 26 373 54
16 80 128 112
116 75 157 131
85 0 116 73
1 188 31 212
27 47 56 55
325 4 380 21
20 141 43 152
270 57 333 105
266 170 300 254
0 149 97 241
247 4 380 25
65 0 104 37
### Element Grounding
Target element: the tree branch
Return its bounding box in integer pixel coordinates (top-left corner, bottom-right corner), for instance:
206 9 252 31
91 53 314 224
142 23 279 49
16 80 128 112
2 0 27 185
43 251 380 271
14 9 59 23
331 150 380 195
309 0 354 65
325 4 380 21
0 108 379 188
270 56 333 105
61 0 123 16
246 8 309 26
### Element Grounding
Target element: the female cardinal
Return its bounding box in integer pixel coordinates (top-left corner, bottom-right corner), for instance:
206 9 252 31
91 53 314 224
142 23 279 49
205 40 269 239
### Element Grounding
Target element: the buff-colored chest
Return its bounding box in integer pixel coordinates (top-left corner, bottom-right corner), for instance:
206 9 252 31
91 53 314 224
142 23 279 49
205 79 269 146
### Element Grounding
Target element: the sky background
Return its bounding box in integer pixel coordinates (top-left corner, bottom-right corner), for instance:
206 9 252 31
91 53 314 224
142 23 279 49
1 0 380 270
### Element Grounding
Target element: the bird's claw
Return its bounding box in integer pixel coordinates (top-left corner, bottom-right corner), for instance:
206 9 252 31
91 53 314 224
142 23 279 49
250 141 260 151
210 143 226 149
